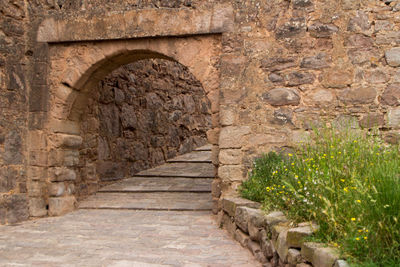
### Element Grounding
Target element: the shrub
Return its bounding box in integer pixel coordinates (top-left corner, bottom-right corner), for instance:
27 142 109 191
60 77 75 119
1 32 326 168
240 127 400 266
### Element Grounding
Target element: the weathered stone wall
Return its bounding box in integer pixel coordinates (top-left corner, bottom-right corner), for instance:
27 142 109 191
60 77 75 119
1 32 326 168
2 0 400 223
77 59 210 198
220 197 347 267
217 0 400 196
0 1 30 224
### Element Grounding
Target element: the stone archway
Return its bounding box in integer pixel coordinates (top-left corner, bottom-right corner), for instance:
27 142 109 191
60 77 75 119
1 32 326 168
29 35 222 216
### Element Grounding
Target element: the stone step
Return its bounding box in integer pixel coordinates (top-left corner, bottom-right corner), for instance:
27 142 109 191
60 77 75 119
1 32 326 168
167 150 211 163
79 192 212 211
99 177 212 193
136 162 214 178
194 144 212 151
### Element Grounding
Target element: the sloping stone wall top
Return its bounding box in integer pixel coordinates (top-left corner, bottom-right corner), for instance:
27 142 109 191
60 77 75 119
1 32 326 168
37 4 233 43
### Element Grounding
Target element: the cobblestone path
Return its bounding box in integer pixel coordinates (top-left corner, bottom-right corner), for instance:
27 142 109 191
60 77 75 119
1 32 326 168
0 145 260 266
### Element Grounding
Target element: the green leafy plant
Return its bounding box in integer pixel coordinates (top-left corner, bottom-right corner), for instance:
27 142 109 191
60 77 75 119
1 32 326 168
240 127 400 266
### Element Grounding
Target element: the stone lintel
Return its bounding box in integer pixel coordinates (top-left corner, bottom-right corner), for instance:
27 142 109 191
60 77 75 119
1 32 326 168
37 4 233 43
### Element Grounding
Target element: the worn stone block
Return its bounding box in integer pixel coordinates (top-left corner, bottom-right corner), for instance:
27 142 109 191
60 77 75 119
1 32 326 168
287 224 319 248
4 130 22 164
265 211 288 227
276 228 289 263
388 107 400 128
359 113 384 128
235 206 261 233
308 23 338 38
219 149 241 165
381 83 400 106
29 198 47 217
222 197 260 217
263 88 300 106
288 248 302 265
48 196 76 216
50 134 83 149
4 194 29 224
219 126 251 149
234 228 250 247
222 212 237 237
338 86 376 105
27 181 45 197
27 166 46 181
313 247 340 267
218 165 244 182
301 242 325 263
300 53 330 69
385 47 400 67
321 69 353 88
49 167 76 182
49 182 66 197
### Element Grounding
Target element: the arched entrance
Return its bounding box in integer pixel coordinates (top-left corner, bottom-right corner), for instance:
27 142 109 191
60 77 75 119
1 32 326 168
28 35 222 216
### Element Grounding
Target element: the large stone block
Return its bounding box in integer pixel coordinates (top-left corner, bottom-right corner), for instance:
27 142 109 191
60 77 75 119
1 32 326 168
222 212 237 237
3 194 29 224
48 196 76 216
50 134 83 149
235 206 261 233
276 228 289 262
301 242 325 263
388 107 400 128
262 88 300 106
313 247 340 267
49 167 76 182
222 197 260 217
359 113 384 128
385 47 400 67
0 167 17 193
219 126 251 149
219 149 241 165
308 23 338 38
218 165 244 182
381 83 400 106
29 198 47 217
300 53 330 69
287 224 319 248
321 69 353 88
338 86 376 105
4 130 22 164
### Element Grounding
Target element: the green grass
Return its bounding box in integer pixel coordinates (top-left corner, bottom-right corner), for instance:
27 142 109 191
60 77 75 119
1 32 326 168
240 127 400 266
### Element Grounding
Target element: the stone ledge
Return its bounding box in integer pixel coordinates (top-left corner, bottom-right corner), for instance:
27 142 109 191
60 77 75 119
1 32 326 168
220 197 348 267
37 4 234 43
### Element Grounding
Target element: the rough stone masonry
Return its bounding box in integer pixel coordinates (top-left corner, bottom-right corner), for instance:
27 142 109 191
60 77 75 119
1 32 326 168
1 0 400 223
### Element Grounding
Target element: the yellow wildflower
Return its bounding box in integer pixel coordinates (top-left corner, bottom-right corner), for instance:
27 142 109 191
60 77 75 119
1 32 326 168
356 200 361 203
351 218 356 221
364 236 368 240
288 153 293 157
356 237 360 241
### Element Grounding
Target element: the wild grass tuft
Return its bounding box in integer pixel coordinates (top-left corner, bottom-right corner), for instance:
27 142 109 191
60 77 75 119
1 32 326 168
240 127 400 266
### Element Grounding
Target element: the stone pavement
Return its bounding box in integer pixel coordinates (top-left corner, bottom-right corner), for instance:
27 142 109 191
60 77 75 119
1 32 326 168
0 145 260 266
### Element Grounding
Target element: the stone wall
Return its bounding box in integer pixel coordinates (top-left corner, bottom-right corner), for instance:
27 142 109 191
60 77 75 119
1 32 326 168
220 197 349 267
217 0 400 196
0 0 30 224
77 59 211 198
2 0 400 223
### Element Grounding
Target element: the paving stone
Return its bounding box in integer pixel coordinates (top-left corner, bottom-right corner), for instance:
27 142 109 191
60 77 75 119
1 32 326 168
0 210 259 266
